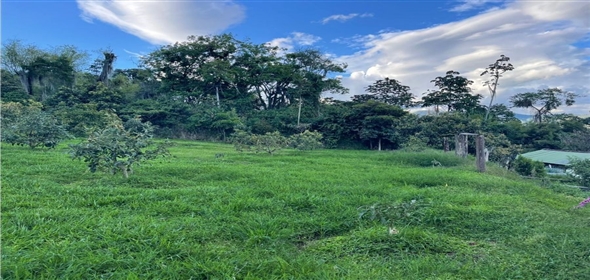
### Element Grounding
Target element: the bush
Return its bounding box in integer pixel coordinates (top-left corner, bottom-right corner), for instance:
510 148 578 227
513 156 546 177
252 131 289 155
289 130 323 151
568 158 590 187
69 115 171 178
1 102 70 149
231 130 292 155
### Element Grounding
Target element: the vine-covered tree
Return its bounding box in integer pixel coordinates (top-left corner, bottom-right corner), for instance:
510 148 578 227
98 51 117 86
510 88 577 123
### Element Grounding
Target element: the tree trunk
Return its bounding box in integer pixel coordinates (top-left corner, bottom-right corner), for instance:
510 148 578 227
297 97 302 126
215 85 221 108
378 138 382 151
484 75 499 122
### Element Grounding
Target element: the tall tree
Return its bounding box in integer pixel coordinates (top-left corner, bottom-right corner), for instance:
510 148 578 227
351 100 407 150
481 55 514 121
1 40 85 100
360 77 414 108
141 34 240 104
510 88 577 123
421 70 482 114
1 40 44 97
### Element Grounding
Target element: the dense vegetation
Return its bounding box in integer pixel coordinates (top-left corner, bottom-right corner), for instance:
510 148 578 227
2 36 589 167
2 141 589 279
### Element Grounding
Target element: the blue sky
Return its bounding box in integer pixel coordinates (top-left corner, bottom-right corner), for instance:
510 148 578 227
2 0 590 115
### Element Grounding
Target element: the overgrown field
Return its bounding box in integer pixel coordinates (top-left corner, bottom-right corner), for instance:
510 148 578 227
2 141 589 279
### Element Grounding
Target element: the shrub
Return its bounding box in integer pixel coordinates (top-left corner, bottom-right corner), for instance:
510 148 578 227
289 130 324 151
231 130 291 155
513 156 546 177
253 131 289 155
568 158 590 187
231 129 254 152
69 115 171 178
400 135 428 152
1 101 70 149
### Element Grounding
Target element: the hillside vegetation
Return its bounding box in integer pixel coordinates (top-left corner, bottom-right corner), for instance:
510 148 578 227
2 141 589 279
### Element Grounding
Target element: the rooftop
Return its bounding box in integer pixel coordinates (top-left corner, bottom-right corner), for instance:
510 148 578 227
520 149 590 166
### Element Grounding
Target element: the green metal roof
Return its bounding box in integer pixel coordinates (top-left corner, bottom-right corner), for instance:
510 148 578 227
520 149 590 166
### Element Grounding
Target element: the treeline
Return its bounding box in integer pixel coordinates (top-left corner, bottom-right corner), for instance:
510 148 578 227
1 35 589 167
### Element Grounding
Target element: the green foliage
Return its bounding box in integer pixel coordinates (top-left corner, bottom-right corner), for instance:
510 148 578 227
51 103 111 137
231 128 255 152
69 115 171 178
400 135 429 152
485 133 523 168
568 158 590 187
252 131 289 155
1 101 70 149
560 129 590 152
289 130 324 151
231 130 290 155
513 156 546 177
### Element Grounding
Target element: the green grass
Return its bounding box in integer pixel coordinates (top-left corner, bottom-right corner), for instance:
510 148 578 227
2 140 590 279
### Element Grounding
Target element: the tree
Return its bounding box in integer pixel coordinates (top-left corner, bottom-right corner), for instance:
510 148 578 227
69 115 171 178
1 40 44 97
510 88 577 123
359 77 414 108
141 34 241 105
560 130 590 152
481 55 514 121
351 100 407 150
1 40 86 100
421 70 483 114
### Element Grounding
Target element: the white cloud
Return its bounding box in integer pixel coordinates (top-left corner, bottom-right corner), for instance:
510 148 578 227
267 32 322 52
321 13 373 24
451 0 507 12
76 0 245 45
332 0 590 115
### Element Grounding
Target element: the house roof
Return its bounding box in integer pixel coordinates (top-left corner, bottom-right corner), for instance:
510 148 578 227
520 149 590 166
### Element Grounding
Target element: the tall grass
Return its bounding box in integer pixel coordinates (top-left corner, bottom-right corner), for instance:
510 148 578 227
2 141 589 279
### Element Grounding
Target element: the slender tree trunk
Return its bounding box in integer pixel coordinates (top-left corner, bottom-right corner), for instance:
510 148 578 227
378 138 382 151
484 75 499 122
215 85 220 108
297 97 302 126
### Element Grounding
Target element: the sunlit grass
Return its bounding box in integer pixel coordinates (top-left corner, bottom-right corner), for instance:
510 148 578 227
2 140 589 279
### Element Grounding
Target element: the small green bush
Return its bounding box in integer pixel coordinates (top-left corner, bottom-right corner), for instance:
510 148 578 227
568 158 590 187
69 115 171 178
513 156 546 177
289 130 324 151
1 102 70 149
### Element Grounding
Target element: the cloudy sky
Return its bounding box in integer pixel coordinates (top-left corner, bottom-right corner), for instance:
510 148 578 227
2 0 589 115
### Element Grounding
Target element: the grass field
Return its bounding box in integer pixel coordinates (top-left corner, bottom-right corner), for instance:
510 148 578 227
2 140 589 279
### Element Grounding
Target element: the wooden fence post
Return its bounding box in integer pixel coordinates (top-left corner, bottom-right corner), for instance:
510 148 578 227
476 134 486 172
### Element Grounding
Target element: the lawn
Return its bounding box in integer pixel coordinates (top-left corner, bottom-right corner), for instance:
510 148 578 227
2 140 589 279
